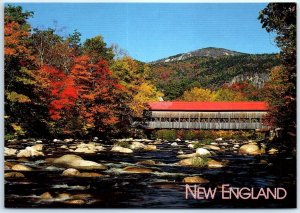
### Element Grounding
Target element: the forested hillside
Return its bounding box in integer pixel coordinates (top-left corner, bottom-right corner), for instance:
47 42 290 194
149 51 280 100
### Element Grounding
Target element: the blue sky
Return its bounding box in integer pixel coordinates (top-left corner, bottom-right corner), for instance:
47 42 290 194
13 3 279 62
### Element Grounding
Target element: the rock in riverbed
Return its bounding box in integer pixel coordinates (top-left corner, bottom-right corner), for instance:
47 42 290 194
177 153 197 159
31 144 43 151
268 148 279 155
203 145 220 151
130 142 146 150
239 143 262 155
61 168 81 176
5 172 25 178
144 145 157 151
123 166 153 173
111 146 133 153
137 160 156 165
171 142 178 147
73 142 104 154
11 164 32 171
187 144 194 148
62 168 104 177
64 199 85 205
196 148 211 156
49 154 107 170
40 192 53 200
17 146 44 158
207 159 223 168
178 157 207 167
182 176 210 184
4 147 17 157
5 161 16 170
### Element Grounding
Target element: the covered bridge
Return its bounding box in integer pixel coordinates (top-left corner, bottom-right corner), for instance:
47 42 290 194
145 101 268 130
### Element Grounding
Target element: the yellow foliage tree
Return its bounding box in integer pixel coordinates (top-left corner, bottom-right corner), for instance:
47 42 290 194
111 57 164 117
213 88 247 101
131 82 164 117
182 87 214 101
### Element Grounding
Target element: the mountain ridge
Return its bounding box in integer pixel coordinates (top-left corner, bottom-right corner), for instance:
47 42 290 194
150 47 246 64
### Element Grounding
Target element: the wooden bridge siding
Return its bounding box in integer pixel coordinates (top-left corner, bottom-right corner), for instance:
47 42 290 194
147 121 264 129
146 111 267 130
150 111 267 119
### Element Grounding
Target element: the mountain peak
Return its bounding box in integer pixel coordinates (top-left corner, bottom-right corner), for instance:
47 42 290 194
152 47 245 63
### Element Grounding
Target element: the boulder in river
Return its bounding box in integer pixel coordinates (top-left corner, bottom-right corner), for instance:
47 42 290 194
130 141 146 150
152 141 162 145
5 161 16 170
60 145 68 149
64 199 85 205
62 168 104 177
239 143 262 155
73 142 104 154
203 145 220 151
4 147 17 157
215 138 223 141
79 172 104 178
178 158 194 166
196 148 211 156
143 145 157 151
137 160 156 165
31 144 43 151
268 148 279 155
123 166 153 174
207 159 223 168
11 164 32 171
5 172 25 178
17 146 44 158
40 192 53 200
57 193 72 200
178 157 207 167
187 144 194 148
52 154 107 170
111 146 133 153
171 142 178 147
177 150 184 154
182 176 210 184
73 147 95 154
64 138 74 143
72 194 93 199
62 168 81 176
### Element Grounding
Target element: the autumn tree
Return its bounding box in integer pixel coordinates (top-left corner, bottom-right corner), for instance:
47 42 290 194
111 57 163 118
31 28 75 72
131 83 164 117
263 66 292 127
83 35 114 63
69 55 127 136
222 81 263 101
67 30 82 57
213 88 247 101
182 87 214 101
259 3 296 132
4 5 48 138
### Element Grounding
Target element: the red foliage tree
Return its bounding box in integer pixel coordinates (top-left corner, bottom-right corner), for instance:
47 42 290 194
39 65 78 120
71 56 125 135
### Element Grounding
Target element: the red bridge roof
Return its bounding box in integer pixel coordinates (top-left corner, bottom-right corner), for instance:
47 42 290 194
148 102 268 111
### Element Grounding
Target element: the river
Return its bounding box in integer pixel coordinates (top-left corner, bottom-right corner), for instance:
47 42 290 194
4 138 296 208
